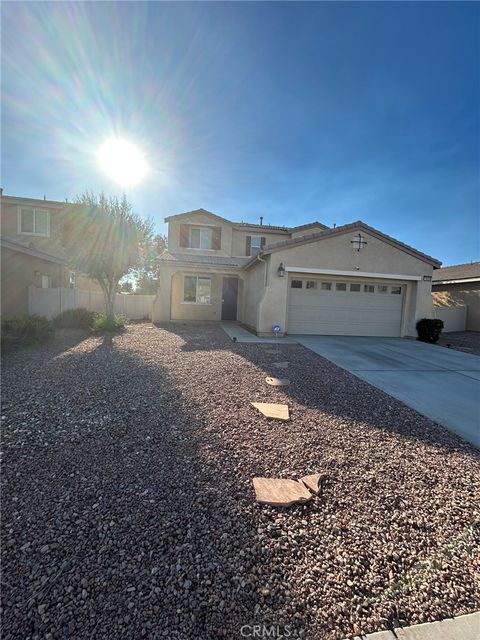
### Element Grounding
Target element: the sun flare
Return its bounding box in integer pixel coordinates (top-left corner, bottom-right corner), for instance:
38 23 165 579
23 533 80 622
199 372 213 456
98 138 148 187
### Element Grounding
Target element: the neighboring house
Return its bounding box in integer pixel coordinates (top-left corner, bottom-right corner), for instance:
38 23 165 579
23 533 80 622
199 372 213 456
0 191 100 318
153 208 441 337
432 262 480 331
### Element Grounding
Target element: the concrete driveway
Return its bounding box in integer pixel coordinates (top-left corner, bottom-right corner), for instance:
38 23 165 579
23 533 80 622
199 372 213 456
296 336 480 447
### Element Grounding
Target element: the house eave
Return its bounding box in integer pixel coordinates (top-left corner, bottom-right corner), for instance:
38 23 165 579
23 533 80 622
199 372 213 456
432 277 480 286
1 237 66 265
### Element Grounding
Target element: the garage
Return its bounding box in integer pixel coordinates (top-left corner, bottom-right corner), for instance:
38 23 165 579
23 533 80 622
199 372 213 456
287 277 404 336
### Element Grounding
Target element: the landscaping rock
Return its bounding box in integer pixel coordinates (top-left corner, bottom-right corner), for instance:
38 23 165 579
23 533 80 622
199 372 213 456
2 323 479 640
265 377 290 386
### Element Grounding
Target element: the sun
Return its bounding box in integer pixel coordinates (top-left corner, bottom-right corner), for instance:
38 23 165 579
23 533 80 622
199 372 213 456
98 138 148 187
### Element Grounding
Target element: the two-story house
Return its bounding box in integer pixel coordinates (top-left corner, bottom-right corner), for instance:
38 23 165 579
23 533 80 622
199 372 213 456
0 191 99 318
152 208 441 337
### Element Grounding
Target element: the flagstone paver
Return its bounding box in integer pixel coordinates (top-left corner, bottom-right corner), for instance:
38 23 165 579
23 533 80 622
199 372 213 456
251 402 290 421
253 477 313 507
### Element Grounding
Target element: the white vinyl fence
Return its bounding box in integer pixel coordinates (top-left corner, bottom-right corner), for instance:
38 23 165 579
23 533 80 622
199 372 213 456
433 306 467 333
29 286 155 320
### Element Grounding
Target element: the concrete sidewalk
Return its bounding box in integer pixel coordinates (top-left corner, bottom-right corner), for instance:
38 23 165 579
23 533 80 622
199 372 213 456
346 611 479 639
221 322 298 344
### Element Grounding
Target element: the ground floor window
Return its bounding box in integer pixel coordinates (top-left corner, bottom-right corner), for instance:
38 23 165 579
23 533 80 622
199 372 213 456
183 276 212 304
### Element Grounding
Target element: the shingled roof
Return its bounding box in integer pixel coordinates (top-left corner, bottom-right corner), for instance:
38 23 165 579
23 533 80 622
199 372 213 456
432 261 480 283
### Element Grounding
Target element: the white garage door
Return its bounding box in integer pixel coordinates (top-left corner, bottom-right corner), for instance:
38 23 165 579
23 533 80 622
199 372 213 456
287 278 404 336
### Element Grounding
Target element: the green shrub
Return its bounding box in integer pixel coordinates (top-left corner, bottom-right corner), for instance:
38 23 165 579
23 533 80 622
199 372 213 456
416 318 444 343
90 312 126 332
1 315 54 351
54 308 96 330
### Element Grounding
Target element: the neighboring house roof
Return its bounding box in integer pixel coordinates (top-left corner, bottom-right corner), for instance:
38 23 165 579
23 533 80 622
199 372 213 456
432 261 480 284
290 221 329 232
159 251 250 268
1 235 66 264
244 220 441 268
1 193 68 209
164 208 327 234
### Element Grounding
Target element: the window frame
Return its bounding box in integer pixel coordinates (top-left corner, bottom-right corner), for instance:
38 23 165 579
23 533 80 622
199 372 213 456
363 284 375 293
378 285 389 294
335 282 347 292
305 280 317 290
188 227 213 250
391 285 402 295
349 283 361 292
250 235 263 250
182 275 212 305
290 279 303 289
17 207 50 237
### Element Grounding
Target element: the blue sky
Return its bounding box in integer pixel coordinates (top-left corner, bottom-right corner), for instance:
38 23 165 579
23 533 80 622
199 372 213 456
2 2 478 265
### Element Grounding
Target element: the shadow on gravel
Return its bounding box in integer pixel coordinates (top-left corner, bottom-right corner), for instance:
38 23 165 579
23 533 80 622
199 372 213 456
1 332 283 640
1 328 90 368
157 323 480 459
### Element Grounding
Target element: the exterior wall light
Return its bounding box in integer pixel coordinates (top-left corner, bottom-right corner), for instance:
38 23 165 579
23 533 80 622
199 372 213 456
277 263 285 277
351 233 367 251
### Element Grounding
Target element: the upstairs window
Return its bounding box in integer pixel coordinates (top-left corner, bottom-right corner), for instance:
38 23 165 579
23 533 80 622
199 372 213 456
246 235 266 256
189 227 213 249
18 208 50 236
180 224 221 250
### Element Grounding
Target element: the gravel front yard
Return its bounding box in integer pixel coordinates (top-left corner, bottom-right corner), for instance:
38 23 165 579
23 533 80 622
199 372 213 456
2 323 479 640
437 331 480 356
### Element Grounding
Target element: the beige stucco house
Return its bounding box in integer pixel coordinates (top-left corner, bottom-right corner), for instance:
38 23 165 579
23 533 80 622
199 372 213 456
432 262 480 331
152 209 441 337
1 191 101 318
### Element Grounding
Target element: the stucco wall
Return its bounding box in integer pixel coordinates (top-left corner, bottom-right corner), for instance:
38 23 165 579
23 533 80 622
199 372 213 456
240 259 267 330
231 229 287 257
1 247 65 318
1 201 65 256
245 230 434 336
432 282 480 331
167 213 233 256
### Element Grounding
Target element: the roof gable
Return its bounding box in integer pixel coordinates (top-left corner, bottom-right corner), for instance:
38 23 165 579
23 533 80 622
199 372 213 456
164 209 232 225
244 220 441 268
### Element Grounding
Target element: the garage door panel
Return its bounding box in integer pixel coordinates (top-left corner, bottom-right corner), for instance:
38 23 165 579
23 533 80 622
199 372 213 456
287 279 403 336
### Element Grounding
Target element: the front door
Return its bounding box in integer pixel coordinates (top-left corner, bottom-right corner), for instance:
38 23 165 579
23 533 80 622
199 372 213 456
221 277 238 320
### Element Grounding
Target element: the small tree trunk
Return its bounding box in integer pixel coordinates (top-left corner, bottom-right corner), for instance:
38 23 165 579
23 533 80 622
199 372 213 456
106 293 115 325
